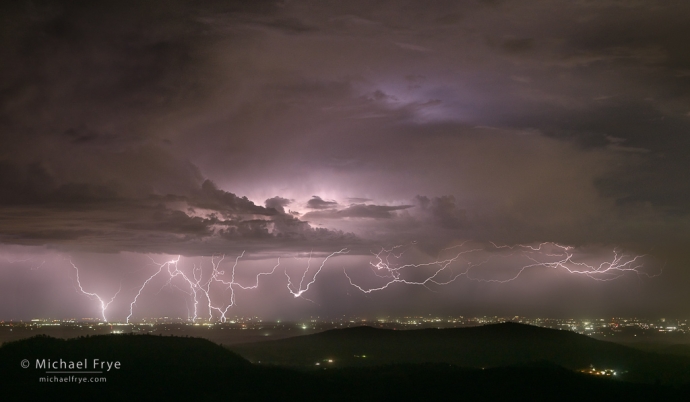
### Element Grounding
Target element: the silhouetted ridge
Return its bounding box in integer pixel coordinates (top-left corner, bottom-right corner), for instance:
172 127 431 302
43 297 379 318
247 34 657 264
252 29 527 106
312 325 388 338
1 331 688 400
232 323 690 384
1 333 250 370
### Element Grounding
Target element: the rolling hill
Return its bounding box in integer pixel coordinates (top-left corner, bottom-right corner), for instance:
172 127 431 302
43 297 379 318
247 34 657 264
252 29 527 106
231 322 690 384
1 328 688 401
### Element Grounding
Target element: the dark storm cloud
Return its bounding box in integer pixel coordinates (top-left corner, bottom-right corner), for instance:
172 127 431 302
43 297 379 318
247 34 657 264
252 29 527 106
190 180 276 217
0 0 689 266
0 159 356 254
0 1 356 254
123 207 216 236
0 189 358 255
0 160 123 206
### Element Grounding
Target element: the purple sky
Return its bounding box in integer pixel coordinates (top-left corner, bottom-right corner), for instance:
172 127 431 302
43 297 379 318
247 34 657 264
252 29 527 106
1 0 688 321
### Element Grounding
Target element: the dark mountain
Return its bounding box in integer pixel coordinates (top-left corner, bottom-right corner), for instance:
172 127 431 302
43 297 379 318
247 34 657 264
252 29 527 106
231 322 690 384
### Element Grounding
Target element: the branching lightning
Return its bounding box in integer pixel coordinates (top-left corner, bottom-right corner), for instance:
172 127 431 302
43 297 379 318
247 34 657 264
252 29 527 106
69 260 121 322
344 242 658 293
8 241 655 322
481 242 657 283
126 253 281 323
344 244 485 293
285 248 348 299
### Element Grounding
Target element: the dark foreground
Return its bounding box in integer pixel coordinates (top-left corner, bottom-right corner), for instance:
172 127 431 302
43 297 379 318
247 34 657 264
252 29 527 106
1 327 689 401
233 322 690 384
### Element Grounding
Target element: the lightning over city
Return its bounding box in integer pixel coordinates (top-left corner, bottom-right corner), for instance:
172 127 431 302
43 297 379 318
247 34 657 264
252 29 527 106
123 253 283 323
344 242 657 293
0 241 656 323
2 0 686 323
69 260 121 322
2 1 690 398
286 248 349 299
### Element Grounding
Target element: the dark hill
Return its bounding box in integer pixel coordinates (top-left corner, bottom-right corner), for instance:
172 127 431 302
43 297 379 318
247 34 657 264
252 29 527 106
231 322 690 384
0 334 253 400
1 332 687 401
0 333 250 372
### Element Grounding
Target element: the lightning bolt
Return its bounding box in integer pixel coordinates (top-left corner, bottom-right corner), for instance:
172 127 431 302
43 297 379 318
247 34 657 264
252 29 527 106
126 253 281 323
285 248 348 299
344 244 483 293
24 242 656 322
344 242 657 293
476 243 657 283
126 256 175 323
69 260 121 322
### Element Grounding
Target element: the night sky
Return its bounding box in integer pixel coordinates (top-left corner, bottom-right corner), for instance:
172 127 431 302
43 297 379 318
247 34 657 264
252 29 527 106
1 0 689 321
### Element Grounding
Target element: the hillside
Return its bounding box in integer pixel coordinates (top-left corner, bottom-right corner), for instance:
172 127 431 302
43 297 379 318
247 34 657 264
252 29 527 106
231 322 690 384
0 334 253 399
1 331 687 401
